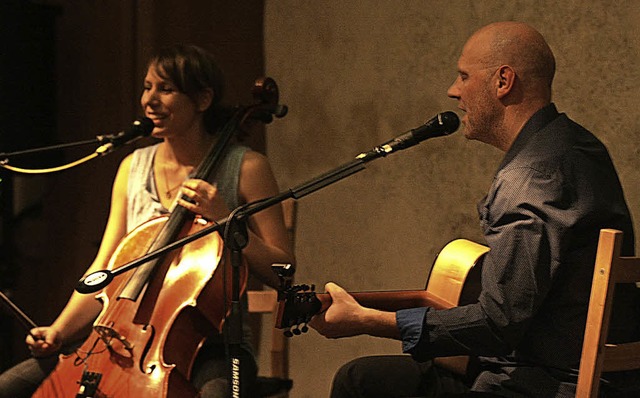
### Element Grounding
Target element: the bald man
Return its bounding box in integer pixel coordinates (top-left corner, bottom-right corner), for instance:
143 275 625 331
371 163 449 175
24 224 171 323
310 22 640 397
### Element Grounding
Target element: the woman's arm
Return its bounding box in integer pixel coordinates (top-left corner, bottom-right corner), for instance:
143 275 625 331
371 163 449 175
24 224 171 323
236 151 295 288
28 155 132 355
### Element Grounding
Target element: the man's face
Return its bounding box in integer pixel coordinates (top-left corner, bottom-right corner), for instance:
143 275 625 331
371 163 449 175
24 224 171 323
447 36 501 144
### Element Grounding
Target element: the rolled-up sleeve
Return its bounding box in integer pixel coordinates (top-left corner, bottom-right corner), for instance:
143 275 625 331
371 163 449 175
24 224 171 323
396 307 427 355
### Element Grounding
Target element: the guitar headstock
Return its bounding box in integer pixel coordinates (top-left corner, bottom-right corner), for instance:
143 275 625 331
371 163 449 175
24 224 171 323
275 284 322 337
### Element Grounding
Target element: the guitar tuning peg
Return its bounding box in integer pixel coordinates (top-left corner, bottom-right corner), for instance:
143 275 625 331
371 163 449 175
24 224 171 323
310 284 316 292
301 284 311 291
292 326 302 336
300 322 309 334
283 328 293 338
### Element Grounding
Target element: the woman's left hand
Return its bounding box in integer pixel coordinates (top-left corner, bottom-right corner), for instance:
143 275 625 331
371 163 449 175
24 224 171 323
177 178 229 221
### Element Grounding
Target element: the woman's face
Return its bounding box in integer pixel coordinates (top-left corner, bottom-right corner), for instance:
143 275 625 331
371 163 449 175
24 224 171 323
141 64 203 138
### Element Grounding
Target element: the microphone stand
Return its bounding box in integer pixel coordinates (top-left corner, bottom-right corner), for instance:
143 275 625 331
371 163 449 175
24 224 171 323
0 132 143 161
0 138 102 160
77 141 393 294
0 120 152 174
223 207 250 398
74 142 402 398
0 135 140 174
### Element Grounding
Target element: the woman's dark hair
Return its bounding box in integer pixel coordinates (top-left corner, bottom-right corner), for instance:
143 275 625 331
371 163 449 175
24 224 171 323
147 44 228 133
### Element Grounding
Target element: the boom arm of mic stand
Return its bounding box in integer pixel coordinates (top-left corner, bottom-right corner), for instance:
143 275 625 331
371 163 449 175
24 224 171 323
0 136 138 175
258 144 389 202
75 142 392 294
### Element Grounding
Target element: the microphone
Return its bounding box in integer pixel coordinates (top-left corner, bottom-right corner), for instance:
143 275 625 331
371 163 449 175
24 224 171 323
379 111 459 153
96 117 155 153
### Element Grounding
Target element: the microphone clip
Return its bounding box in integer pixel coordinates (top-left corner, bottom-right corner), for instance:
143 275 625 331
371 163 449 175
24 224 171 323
95 117 155 155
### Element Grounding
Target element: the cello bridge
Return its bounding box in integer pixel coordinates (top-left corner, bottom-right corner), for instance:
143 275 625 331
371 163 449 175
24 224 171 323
94 325 134 351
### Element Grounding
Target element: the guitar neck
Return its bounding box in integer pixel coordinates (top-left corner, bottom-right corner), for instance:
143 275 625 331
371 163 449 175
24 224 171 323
276 239 488 330
315 289 453 313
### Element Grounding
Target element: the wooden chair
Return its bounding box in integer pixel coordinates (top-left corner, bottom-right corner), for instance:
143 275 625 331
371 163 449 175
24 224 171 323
576 229 640 397
247 199 296 397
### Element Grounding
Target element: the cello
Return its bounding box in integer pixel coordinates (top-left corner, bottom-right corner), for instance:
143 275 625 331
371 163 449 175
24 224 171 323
32 78 285 397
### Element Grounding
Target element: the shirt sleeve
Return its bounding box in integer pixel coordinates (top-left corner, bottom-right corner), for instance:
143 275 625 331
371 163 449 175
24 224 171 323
396 307 427 355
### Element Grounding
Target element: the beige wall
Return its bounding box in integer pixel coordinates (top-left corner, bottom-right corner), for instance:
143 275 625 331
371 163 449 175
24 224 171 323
264 1 640 397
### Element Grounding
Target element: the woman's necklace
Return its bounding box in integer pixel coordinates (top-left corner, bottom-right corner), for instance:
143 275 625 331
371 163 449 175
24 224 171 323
164 182 181 199
158 145 199 200
162 165 187 199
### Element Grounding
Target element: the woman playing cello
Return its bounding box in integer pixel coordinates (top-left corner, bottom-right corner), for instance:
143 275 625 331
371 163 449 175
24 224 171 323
0 44 294 397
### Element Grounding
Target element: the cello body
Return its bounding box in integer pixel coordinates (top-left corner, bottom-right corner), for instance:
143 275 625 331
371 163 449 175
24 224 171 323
33 215 247 397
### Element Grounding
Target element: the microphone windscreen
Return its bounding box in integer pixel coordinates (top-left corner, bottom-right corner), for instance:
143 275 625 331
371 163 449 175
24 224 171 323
439 111 460 135
135 117 155 136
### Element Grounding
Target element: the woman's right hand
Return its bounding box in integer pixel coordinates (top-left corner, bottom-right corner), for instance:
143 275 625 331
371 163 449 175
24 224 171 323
26 326 63 357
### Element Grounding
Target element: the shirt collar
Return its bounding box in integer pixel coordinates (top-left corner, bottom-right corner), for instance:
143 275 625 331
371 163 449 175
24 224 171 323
498 103 559 170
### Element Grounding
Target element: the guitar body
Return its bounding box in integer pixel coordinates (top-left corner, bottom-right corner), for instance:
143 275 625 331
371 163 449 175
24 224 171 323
425 238 488 308
276 239 489 374
425 239 488 374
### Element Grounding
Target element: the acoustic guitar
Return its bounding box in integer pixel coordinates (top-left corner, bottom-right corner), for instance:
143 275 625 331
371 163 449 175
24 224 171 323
275 238 489 375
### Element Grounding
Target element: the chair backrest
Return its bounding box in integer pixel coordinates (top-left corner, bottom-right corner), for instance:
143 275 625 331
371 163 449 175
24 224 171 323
247 199 297 396
576 229 640 397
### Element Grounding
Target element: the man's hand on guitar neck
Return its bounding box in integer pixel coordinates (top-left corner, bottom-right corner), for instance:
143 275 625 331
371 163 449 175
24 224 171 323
308 282 400 340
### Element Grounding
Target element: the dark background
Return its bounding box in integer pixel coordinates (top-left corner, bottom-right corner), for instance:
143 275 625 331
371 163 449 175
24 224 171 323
0 0 265 370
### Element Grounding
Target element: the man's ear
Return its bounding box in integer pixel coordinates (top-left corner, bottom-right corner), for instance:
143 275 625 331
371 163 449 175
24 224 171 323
496 65 516 98
196 88 214 112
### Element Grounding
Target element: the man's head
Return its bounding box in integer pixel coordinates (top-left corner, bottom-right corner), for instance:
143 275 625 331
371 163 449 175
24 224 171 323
447 22 556 151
